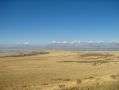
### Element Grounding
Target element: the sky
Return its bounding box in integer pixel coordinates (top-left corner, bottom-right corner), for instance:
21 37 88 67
0 0 119 44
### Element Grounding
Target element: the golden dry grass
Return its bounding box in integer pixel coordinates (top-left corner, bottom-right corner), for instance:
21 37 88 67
0 50 119 90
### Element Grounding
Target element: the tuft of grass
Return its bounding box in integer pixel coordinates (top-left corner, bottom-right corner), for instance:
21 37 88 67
41 83 48 85
59 84 66 89
85 76 94 79
63 78 71 81
110 74 119 79
76 79 82 84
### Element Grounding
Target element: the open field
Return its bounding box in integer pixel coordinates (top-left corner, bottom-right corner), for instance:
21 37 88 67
0 50 119 90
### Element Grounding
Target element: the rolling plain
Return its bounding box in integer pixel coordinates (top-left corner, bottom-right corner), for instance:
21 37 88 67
0 50 119 90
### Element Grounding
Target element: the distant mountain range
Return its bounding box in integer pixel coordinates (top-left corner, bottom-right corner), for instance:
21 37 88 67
1 41 119 51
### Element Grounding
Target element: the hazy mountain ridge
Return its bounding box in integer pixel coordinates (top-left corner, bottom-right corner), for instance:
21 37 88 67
1 41 119 51
45 41 119 51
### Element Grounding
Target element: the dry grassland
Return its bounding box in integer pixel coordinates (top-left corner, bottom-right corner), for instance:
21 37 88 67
0 50 119 90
